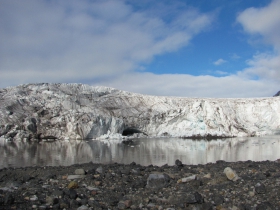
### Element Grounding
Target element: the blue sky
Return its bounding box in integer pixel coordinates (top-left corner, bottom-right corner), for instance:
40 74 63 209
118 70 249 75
0 0 279 97
141 0 273 76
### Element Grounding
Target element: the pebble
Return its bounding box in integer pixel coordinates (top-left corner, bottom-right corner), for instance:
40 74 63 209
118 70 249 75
45 196 54 205
75 168 86 175
249 191 255 197
96 166 103 174
118 200 132 209
224 167 239 181
180 174 196 183
29 195 38 201
77 205 89 210
68 181 78 189
87 186 99 191
67 175 86 179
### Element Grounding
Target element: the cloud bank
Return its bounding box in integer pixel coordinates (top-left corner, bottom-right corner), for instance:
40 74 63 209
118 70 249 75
95 72 277 98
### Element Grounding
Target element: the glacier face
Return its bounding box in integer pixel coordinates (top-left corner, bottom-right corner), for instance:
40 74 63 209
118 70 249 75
0 83 280 141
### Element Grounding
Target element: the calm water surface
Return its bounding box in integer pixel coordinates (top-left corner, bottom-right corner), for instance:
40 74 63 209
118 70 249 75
1 136 280 168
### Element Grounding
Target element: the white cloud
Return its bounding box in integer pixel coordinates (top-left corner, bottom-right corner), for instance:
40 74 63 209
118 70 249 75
230 53 240 60
213 59 227 66
240 53 280 82
94 72 278 98
237 0 280 50
0 0 213 88
237 0 280 83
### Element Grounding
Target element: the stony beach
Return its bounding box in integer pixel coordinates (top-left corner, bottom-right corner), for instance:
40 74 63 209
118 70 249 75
0 159 280 210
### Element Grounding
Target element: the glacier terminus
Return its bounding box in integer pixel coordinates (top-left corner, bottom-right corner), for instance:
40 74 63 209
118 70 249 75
0 83 280 141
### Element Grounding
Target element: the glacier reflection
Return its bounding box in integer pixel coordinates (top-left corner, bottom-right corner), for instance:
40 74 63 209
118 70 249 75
1 136 280 168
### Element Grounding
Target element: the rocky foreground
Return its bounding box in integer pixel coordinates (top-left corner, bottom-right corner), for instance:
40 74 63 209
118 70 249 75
1 83 280 141
1 160 280 210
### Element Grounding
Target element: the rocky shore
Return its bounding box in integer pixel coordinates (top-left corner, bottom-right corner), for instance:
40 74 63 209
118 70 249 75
0 159 280 210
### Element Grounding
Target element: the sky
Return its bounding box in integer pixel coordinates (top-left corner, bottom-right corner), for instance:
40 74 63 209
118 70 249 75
0 0 280 98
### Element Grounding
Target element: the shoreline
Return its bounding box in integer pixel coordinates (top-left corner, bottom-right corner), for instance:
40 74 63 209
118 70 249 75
1 159 280 209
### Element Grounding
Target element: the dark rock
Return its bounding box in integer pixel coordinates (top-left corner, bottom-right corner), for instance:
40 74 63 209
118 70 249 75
4 194 14 205
190 203 213 210
190 179 203 188
239 204 253 210
185 192 203 204
53 197 59 205
96 166 103 174
132 179 146 188
118 200 132 209
52 203 60 210
21 175 33 182
87 168 95 174
255 183 266 194
52 190 64 197
273 91 280 97
254 173 266 180
69 199 79 208
212 194 224 205
131 168 140 175
69 189 78 199
175 159 183 166
264 171 271 177
42 173 56 180
194 192 203 204
199 203 213 210
120 169 130 175
105 173 112 179
80 198 89 205
88 199 101 208
147 173 170 188
59 199 70 209
256 202 274 210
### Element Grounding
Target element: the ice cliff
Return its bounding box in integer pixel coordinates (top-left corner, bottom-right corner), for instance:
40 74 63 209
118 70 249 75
0 83 280 141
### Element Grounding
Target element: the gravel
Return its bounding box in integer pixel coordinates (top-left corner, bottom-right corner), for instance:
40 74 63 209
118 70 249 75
1 159 280 209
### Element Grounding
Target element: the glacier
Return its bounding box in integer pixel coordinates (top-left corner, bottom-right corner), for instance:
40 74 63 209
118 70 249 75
0 83 280 141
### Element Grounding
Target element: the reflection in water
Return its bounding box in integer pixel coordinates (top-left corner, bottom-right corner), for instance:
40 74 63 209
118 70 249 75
0 136 280 168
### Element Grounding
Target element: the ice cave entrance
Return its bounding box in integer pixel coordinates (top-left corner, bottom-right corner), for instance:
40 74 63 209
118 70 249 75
122 127 143 136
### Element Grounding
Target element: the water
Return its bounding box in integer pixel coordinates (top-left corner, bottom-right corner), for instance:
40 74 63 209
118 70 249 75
0 135 280 168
